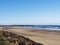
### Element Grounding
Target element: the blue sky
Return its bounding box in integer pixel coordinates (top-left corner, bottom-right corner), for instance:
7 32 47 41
0 0 60 25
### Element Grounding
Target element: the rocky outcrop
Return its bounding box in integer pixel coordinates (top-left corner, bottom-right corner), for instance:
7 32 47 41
2 31 43 45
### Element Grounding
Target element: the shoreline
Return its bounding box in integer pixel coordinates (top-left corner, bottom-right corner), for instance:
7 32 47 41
0 26 60 45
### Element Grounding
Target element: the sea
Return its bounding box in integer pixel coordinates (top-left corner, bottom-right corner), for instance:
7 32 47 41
0 25 60 30
22 25 60 30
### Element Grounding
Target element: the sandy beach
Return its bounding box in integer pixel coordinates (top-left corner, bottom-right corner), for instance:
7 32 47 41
0 26 60 45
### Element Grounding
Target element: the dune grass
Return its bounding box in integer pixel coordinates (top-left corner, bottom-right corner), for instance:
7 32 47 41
0 30 9 45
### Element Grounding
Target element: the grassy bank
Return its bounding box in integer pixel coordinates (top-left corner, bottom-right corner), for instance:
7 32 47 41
0 30 43 45
0 30 9 45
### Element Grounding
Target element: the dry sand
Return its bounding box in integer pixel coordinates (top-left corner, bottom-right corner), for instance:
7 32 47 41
0 27 60 45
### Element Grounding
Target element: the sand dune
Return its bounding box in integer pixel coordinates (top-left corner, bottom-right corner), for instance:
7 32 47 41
0 27 60 45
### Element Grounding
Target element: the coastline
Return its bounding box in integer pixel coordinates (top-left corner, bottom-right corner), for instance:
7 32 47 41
0 26 60 45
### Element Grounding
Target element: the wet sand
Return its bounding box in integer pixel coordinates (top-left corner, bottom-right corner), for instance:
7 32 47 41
0 27 60 45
